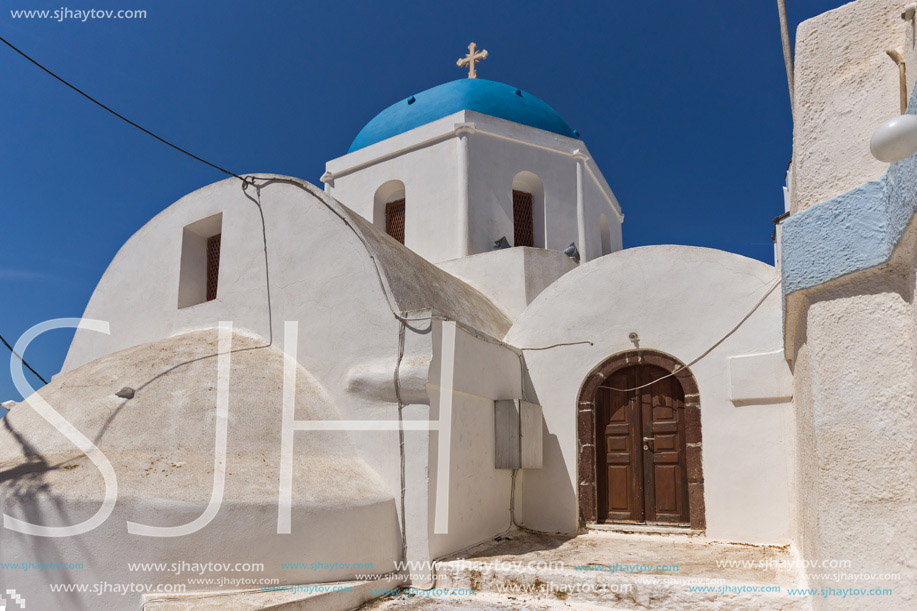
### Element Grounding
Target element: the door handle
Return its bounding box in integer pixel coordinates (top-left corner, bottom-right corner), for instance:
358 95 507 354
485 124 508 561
643 436 654 451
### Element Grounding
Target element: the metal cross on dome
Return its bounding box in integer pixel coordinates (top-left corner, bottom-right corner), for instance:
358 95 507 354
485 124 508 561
457 42 488 79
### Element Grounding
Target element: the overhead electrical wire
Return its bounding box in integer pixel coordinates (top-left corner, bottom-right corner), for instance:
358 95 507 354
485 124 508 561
602 279 781 393
0 34 249 184
0 331 48 385
0 35 262 391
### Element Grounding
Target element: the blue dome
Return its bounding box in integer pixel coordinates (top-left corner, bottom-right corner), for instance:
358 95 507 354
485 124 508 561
348 79 578 153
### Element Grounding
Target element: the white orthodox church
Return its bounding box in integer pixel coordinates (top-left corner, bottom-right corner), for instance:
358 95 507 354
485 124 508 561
1 3 916 608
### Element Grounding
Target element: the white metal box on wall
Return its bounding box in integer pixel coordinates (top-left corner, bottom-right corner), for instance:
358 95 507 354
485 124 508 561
494 399 543 469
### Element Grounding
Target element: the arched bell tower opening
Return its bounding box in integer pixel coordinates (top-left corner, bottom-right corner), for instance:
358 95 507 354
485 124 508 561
373 180 406 244
577 350 705 530
511 171 545 248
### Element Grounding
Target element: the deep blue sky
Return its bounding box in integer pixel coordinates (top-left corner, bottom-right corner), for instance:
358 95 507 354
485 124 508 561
0 0 846 406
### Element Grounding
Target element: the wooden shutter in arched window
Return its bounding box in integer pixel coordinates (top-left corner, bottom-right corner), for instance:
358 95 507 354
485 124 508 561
385 199 406 244
513 190 534 247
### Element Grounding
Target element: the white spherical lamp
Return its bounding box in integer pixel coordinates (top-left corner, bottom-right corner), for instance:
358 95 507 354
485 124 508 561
869 114 917 162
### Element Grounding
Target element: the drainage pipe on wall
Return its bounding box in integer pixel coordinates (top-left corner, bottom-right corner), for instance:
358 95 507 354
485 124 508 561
886 49 908 114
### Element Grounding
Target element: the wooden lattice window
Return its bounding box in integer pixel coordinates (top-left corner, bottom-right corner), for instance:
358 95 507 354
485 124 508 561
513 190 534 247
206 234 221 301
385 199 406 244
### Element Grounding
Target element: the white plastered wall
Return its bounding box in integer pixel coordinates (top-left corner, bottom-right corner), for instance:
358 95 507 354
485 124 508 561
505 246 796 545
59 176 414 555
426 320 525 560
326 133 464 260
437 247 577 321
792 0 909 213
788 4 917 607
786 229 917 610
58 176 527 570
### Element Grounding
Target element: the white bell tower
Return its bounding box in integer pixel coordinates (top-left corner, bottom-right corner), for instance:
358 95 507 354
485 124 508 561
322 49 623 316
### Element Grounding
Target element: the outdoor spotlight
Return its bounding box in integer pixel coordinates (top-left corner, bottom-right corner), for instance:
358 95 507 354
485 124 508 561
564 242 580 263
493 236 511 250
869 114 917 162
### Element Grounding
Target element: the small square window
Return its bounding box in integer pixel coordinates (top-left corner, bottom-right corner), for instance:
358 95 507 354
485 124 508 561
178 213 222 308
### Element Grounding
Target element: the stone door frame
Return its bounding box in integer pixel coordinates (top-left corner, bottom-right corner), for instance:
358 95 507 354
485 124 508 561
577 349 705 530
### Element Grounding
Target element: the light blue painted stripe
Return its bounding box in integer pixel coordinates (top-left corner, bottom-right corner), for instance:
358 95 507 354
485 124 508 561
782 89 917 295
781 177 889 294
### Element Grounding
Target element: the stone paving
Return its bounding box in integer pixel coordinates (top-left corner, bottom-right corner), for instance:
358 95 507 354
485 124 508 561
146 528 811 610
362 528 810 610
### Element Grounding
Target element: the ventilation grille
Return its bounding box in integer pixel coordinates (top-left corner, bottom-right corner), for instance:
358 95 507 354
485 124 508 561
385 199 406 244
206 234 221 301
513 190 534 247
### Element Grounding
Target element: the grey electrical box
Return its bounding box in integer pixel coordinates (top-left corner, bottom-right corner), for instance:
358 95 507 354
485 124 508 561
494 399 543 469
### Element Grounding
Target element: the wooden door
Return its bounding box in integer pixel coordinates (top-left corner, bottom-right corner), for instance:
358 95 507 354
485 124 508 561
595 365 689 525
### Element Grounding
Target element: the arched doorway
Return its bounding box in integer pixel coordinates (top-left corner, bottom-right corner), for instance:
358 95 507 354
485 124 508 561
577 350 705 530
